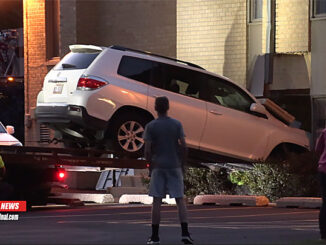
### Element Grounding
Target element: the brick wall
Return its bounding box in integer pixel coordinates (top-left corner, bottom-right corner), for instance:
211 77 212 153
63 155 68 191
60 0 76 57
23 0 48 145
261 0 269 54
76 0 176 57
267 0 311 90
177 0 247 87
275 0 309 53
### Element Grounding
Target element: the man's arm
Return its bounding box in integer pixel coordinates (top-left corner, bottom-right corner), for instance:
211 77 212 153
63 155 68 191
144 140 153 176
177 122 187 174
143 124 153 175
179 136 188 174
144 140 152 163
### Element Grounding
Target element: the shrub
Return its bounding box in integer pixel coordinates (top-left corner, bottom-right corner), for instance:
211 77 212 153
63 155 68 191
184 167 236 197
229 157 319 202
184 152 319 202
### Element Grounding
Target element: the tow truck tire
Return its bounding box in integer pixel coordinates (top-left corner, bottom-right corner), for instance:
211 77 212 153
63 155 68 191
24 186 51 209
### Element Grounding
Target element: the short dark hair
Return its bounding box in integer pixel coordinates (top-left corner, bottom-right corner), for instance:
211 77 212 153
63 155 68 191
155 96 169 114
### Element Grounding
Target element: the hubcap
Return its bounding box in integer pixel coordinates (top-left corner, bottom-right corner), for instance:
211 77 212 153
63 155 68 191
117 121 145 152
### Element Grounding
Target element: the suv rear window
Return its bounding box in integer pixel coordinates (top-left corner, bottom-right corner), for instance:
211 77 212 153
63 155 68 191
118 56 153 84
54 52 100 70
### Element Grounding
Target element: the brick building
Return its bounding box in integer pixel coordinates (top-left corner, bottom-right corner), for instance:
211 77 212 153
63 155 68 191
23 0 326 145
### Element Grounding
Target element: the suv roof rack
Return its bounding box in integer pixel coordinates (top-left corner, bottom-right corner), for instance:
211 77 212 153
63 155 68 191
110 45 205 70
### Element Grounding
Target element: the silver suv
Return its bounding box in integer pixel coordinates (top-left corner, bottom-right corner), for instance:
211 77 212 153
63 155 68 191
36 45 310 164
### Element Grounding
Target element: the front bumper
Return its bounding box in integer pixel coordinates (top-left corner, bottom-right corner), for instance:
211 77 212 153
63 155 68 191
35 105 107 130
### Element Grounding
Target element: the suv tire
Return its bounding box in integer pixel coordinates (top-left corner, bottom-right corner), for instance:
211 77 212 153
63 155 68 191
111 113 150 158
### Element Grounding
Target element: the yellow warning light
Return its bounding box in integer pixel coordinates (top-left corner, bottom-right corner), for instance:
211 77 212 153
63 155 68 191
7 76 15 82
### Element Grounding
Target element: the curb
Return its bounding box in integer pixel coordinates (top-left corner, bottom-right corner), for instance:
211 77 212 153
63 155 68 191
119 194 176 205
50 191 323 209
276 197 322 208
193 195 270 206
58 193 115 204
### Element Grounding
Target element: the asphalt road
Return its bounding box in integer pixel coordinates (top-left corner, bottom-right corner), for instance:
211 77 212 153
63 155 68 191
0 204 321 244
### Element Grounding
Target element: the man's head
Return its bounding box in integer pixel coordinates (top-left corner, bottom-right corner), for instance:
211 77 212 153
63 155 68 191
155 96 169 115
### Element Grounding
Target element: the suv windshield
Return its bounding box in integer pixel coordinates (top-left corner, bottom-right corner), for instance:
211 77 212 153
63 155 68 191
54 52 100 70
0 123 6 133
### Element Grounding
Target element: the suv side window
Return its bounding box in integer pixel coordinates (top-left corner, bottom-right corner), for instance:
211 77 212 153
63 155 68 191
151 61 201 99
205 75 254 113
118 56 153 84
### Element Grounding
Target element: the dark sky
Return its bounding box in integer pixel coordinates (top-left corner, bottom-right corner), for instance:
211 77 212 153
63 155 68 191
0 0 23 30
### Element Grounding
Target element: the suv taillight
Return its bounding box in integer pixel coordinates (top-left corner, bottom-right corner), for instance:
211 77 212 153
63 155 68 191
77 77 108 90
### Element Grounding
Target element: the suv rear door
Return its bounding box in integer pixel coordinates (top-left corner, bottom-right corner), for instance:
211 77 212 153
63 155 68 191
42 45 102 103
147 61 207 150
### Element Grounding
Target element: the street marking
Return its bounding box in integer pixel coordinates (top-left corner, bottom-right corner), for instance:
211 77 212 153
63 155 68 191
22 206 258 219
57 218 318 232
158 222 319 231
58 219 150 224
21 207 318 220
184 211 319 220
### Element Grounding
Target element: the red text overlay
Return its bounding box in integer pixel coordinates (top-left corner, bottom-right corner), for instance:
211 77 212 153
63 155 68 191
0 201 26 212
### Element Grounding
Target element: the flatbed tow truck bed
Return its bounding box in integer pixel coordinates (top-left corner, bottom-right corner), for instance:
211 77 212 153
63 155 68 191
0 145 148 207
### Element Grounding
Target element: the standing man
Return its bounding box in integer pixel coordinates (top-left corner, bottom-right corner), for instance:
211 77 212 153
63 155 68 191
316 128 326 240
143 96 193 244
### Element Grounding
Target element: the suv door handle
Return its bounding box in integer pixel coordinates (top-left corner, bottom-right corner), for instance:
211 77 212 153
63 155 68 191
151 95 160 98
209 110 222 116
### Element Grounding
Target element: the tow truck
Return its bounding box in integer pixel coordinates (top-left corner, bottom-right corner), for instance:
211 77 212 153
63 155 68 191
0 145 148 207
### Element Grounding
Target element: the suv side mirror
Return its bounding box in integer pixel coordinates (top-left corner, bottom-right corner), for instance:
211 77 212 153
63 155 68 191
6 125 15 135
250 103 267 116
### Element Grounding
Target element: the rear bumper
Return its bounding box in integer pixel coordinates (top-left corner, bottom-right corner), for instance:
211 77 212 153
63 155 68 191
35 105 107 130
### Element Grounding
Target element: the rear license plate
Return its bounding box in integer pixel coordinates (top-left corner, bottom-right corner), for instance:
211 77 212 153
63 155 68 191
53 84 64 94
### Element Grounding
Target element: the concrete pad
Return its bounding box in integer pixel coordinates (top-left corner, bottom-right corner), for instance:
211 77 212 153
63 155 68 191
276 197 322 208
120 176 147 187
107 187 148 198
119 194 176 205
51 187 107 194
59 193 114 204
63 171 101 190
193 195 270 206
134 169 149 176
47 197 84 206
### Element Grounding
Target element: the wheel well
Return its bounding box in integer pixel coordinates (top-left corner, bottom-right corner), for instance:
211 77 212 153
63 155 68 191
268 143 308 160
106 106 154 136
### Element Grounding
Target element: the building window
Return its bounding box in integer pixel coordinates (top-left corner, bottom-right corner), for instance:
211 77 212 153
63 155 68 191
313 0 326 17
250 0 262 22
45 0 60 60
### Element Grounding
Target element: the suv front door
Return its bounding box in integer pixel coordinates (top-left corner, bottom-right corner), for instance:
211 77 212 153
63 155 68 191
199 75 271 161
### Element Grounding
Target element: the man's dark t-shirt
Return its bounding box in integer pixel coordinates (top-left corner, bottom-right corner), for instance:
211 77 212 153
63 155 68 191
143 116 185 169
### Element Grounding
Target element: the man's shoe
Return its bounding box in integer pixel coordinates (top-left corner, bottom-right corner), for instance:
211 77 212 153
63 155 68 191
181 234 194 244
147 236 160 244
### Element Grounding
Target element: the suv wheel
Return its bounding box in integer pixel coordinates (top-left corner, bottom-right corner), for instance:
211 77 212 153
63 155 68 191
111 113 150 158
